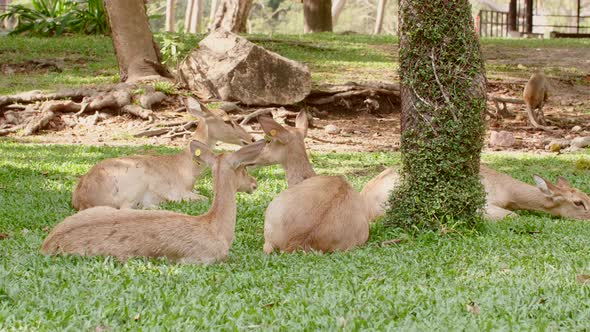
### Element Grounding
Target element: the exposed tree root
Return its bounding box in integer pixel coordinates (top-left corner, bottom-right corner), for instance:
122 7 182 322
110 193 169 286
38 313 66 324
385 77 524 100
305 82 400 106
0 83 170 136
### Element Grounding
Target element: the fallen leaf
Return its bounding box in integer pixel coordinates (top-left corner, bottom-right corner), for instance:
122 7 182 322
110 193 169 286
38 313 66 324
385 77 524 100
380 239 404 246
95 326 111 332
576 274 590 285
0 233 9 240
21 228 29 235
466 301 480 315
133 313 141 321
500 268 511 273
42 226 50 232
262 302 275 308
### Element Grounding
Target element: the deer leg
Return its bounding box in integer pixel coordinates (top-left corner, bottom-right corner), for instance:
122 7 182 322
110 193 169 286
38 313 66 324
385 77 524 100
179 191 209 202
485 204 517 221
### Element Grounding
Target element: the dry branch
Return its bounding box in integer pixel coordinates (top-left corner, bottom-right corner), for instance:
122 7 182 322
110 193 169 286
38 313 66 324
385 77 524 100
240 108 274 125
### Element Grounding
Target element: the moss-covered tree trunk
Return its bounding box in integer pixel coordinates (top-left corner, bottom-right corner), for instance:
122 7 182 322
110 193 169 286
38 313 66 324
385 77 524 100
386 0 487 231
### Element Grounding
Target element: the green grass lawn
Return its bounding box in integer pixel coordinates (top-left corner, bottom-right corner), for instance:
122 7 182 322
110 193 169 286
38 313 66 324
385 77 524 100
2 34 589 95
1 140 590 329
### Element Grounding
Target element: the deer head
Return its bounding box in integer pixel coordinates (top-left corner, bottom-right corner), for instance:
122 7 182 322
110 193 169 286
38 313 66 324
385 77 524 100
253 110 309 166
186 97 254 146
189 139 265 193
534 175 590 220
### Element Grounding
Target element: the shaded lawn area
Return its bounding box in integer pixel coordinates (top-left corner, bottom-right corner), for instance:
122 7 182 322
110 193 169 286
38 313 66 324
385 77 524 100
2 34 589 95
1 140 590 329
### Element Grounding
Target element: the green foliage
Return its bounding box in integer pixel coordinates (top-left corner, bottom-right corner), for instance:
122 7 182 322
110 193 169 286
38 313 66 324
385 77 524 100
0 0 108 36
385 0 487 232
1 142 590 329
70 0 110 35
154 32 200 66
153 81 176 95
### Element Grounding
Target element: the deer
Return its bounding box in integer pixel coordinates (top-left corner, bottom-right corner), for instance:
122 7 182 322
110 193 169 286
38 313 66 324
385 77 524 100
252 111 370 253
523 71 551 130
72 97 255 210
42 140 264 264
360 165 590 221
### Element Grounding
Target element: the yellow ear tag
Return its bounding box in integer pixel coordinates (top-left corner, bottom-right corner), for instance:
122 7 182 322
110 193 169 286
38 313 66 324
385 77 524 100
194 149 201 157
270 129 277 137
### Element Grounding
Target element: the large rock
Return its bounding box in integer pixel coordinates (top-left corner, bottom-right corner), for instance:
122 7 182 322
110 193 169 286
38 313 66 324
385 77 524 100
490 130 515 147
571 136 590 149
178 30 311 106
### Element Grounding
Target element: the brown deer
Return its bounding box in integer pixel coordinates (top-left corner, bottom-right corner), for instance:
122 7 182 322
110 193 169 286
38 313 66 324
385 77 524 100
72 97 254 210
361 165 590 221
523 71 551 129
42 140 264 264
360 166 400 222
252 111 369 253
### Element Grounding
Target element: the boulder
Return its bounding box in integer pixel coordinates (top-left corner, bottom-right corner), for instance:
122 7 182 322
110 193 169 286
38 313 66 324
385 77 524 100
490 130 515 147
571 136 590 149
325 124 341 135
545 138 570 151
178 30 311 106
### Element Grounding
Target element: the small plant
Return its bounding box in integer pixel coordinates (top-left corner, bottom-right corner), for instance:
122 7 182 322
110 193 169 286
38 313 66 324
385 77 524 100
0 0 77 36
156 33 199 66
0 0 109 36
153 81 176 95
71 0 110 35
575 158 590 171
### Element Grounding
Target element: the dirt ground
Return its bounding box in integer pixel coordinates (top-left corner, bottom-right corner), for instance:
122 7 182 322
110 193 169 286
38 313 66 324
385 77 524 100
4 44 590 153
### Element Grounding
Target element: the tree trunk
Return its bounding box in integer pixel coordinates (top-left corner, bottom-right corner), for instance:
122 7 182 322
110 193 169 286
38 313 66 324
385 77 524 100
331 0 346 26
304 0 333 33
103 0 165 83
386 0 487 230
209 0 219 25
210 0 253 33
373 0 386 34
185 0 194 33
165 0 176 32
189 0 203 33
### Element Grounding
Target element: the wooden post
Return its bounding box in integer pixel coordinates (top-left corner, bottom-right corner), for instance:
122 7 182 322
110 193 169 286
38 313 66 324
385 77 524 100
525 0 533 34
508 0 517 31
577 0 581 33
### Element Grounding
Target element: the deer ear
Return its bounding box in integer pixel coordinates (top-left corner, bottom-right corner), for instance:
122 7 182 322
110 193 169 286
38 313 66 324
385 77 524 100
227 139 266 168
295 110 308 137
193 120 209 145
534 175 556 196
556 177 571 188
257 115 289 144
189 140 217 167
186 96 211 119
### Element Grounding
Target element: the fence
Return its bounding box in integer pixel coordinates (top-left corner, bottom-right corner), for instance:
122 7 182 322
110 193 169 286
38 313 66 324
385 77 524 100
478 9 590 37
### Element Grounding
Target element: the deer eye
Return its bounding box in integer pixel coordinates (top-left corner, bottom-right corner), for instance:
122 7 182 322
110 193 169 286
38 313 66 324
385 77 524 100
574 201 586 209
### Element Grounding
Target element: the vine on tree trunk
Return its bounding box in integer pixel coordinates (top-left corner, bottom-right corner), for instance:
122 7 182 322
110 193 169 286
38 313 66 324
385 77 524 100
385 0 487 232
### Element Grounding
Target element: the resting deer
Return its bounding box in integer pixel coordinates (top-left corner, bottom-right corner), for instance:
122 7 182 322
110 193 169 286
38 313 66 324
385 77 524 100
72 97 254 210
253 111 369 253
42 140 264 264
361 165 590 221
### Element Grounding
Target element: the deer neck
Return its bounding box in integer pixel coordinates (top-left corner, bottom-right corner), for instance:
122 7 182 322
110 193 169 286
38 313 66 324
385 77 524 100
506 180 554 213
282 151 316 187
204 163 238 245
181 146 207 179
